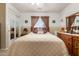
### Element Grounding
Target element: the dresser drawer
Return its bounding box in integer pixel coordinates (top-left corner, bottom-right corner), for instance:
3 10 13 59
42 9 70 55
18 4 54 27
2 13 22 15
72 36 79 55
72 36 79 48
74 40 79 48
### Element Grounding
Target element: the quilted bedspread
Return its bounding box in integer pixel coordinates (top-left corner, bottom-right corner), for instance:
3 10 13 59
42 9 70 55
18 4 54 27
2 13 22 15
8 32 68 56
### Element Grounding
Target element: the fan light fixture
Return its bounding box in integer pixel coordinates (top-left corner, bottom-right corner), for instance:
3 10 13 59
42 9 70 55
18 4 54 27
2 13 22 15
32 3 40 6
31 3 43 10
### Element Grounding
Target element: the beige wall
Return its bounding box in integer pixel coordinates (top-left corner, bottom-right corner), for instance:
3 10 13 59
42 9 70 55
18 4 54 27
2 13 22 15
20 13 60 34
0 3 6 49
60 3 79 28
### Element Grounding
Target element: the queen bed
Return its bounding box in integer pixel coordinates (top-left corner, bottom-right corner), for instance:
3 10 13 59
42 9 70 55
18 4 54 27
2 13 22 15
8 32 68 56
8 16 68 56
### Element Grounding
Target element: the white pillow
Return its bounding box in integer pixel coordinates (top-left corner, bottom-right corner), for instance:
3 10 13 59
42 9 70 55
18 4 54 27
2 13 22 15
37 30 44 34
37 28 43 34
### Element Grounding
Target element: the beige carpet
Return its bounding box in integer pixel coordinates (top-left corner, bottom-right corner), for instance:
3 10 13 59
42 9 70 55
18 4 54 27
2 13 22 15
0 50 8 56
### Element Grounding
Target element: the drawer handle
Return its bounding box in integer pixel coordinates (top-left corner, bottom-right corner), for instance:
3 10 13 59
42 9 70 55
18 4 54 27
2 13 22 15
68 42 71 45
75 42 79 48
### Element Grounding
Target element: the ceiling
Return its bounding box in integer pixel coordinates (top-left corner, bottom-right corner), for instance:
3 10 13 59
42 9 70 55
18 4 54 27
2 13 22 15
11 3 70 13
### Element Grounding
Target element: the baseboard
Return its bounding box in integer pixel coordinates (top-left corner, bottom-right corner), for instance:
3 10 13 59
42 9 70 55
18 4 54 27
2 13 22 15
0 48 8 50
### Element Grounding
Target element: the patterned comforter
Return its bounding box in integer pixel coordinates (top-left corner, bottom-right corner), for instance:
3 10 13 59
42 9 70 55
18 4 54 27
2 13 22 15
8 32 68 56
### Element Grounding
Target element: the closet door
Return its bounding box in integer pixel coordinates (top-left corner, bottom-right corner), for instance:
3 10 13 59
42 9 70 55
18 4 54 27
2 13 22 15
10 14 17 40
10 16 14 40
0 24 1 49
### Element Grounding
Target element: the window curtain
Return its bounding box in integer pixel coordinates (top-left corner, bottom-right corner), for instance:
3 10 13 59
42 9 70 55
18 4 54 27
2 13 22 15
31 16 39 31
41 16 49 31
31 16 49 32
34 17 46 28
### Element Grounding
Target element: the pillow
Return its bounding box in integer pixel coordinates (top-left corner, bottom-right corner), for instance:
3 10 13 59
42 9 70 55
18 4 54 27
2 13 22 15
33 28 37 33
37 28 43 34
43 28 47 33
33 27 47 34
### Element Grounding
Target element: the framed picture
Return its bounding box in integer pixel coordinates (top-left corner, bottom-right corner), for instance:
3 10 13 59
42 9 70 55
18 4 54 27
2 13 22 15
52 20 56 23
25 20 28 23
61 19 63 22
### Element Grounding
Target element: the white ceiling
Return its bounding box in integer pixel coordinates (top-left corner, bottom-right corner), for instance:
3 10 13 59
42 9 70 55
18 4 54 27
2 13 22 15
11 3 70 13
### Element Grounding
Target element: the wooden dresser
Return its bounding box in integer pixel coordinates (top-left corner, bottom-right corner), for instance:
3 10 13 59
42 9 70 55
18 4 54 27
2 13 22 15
57 32 79 56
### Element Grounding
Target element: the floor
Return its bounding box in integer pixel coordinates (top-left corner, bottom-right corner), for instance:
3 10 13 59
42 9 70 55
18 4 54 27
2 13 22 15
0 50 8 56
0 39 15 56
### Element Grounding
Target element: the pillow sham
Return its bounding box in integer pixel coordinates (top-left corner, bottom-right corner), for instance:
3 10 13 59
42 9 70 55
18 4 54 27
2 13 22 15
33 27 47 34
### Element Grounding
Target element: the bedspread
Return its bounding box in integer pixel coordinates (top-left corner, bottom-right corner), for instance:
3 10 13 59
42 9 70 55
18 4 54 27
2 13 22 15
8 32 68 56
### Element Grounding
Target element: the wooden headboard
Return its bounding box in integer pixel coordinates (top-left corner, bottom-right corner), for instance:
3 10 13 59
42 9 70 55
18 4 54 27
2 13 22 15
31 16 49 32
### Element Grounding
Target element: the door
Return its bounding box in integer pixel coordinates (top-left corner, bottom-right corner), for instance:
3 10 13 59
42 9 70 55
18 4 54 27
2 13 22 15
0 23 1 49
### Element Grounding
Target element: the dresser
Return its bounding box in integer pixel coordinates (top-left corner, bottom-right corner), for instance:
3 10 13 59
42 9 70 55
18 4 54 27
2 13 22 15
57 32 79 56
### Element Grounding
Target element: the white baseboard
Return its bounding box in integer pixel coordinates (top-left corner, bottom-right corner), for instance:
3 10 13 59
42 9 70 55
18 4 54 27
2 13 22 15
0 48 8 50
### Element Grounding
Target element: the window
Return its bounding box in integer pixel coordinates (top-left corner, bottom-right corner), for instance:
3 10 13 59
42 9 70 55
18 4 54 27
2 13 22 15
34 17 46 34
34 17 46 28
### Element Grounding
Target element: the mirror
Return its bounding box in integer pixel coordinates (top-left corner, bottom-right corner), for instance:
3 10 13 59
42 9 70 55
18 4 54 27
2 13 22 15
71 16 79 33
16 17 19 38
10 15 20 40
10 18 15 39
66 12 79 34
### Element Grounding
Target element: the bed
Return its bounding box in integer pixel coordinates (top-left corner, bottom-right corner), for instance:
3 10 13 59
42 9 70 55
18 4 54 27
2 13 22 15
8 32 68 56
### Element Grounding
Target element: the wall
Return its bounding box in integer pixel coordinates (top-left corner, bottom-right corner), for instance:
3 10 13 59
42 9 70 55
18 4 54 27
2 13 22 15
60 3 79 28
20 15 31 28
0 3 6 49
6 4 21 48
20 12 61 34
